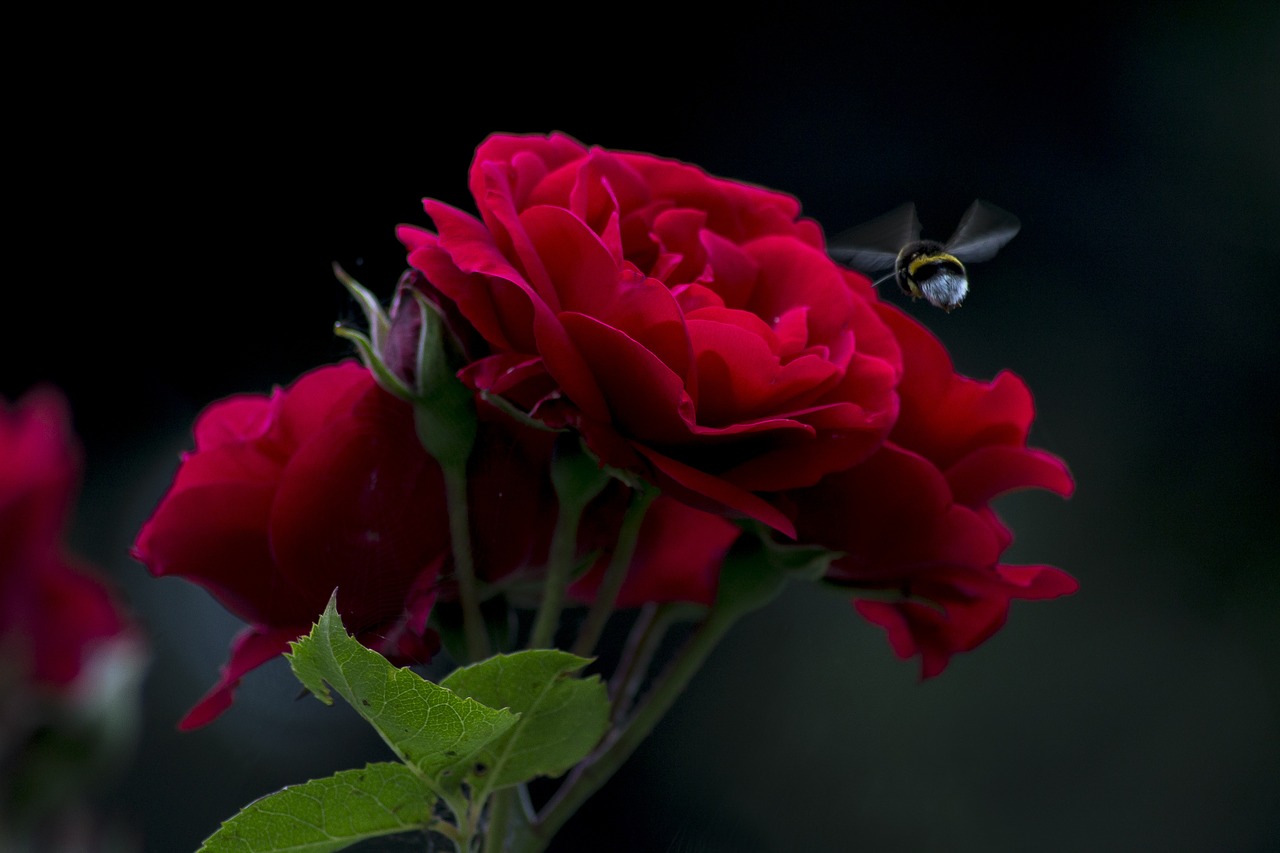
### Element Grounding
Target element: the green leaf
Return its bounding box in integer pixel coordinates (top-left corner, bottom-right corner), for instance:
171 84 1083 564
286 596 518 782
197 762 434 853
441 650 609 791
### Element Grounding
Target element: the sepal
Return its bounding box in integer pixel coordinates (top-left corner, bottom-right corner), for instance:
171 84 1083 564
333 266 478 470
711 525 842 623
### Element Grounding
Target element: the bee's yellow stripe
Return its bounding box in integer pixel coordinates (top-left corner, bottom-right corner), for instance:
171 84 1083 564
907 252 963 277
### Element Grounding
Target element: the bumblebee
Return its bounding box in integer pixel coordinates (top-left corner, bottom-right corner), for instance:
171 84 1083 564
826 199 1021 312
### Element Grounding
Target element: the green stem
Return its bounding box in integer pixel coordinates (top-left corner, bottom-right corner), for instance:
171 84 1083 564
431 786 473 852
442 461 489 662
431 820 461 849
527 498 588 649
570 485 657 658
534 605 738 844
608 603 679 723
607 603 657 705
482 788 512 853
483 784 539 852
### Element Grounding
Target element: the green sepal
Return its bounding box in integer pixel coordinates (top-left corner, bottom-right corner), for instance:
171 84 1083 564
409 290 477 469
196 762 435 853
757 524 840 583
550 433 611 513
710 527 841 623
440 650 609 792
333 268 478 471
285 595 518 783
333 264 391 355
331 265 417 403
332 324 415 401
479 390 563 433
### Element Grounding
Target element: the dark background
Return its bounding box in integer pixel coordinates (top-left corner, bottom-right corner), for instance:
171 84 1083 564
6 2 1278 850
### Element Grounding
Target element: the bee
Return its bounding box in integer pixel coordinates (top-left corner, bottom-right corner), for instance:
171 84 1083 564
826 199 1021 312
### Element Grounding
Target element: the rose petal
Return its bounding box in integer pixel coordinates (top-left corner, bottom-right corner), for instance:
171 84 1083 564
268 384 449 629
133 479 314 626
177 626 300 731
946 446 1075 507
634 444 797 537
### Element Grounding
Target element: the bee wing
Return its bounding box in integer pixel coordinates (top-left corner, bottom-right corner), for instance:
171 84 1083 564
945 199 1021 264
826 202 921 271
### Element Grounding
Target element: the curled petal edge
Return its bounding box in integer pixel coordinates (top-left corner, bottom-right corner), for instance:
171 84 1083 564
177 625 301 731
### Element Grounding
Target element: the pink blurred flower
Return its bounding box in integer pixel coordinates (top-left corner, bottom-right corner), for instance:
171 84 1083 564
1 388 134 691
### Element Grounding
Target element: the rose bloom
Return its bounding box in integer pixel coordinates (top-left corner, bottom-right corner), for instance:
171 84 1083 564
0 388 134 692
398 132 1073 674
133 362 472 729
399 132 902 538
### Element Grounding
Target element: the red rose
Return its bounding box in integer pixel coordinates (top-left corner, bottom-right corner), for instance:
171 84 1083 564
1 388 133 690
790 306 1075 676
132 362 454 729
398 132 902 537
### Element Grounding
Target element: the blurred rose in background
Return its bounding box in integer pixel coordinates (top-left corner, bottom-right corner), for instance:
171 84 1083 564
1 388 147 852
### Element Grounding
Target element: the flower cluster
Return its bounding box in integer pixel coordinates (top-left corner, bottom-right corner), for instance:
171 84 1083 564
131 361 739 728
133 132 1073 728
